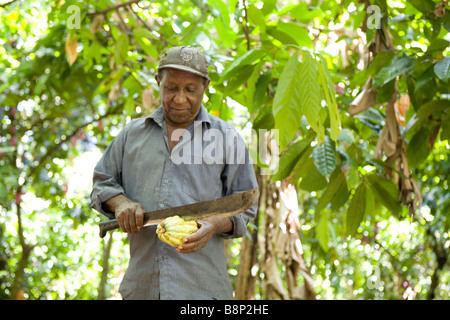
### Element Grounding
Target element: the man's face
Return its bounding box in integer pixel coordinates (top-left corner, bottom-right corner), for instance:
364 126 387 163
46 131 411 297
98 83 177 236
156 68 209 127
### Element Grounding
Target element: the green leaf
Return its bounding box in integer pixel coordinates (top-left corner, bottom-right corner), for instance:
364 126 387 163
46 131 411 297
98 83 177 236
366 174 402 217
316 165 348 214
365 184 375 219
376 78 396 104
297 156 328 191
434 56 450 82
271 132 315 182
273 52 302 150
246 61 264 113
277 22 312 48
372 53 414 88
406 126 433 168
346 182 366 236
114 32 129 66
441 115 450 141
247 4 266 33
266 27 299 46
298 51 324 142
407 0 435 14
416 99 450 120
253 70 271 109
312 135 336 177
427 39 450 53
209 0 236 46
252 104 274 131
289 3 323 21
221 49 266 81
316 212 329 252
367 51 396 77
124 96 134 116
94 67 127 97
261 0 277 16
133 28 158 58
317 56 341 141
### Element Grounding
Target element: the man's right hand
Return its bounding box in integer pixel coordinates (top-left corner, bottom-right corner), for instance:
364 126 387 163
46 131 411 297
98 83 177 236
103 194 145 233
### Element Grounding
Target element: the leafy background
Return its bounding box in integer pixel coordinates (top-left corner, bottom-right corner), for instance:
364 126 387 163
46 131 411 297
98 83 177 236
0 0 449 299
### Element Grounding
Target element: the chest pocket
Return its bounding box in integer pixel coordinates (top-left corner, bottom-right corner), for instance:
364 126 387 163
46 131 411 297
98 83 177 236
181 155 224 202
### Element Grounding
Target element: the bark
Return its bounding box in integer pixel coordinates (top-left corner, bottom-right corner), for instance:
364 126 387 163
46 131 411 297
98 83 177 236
98 232 114 300
9 199 36 300
235 197 260 299
259 179 288 299
259 179 316 300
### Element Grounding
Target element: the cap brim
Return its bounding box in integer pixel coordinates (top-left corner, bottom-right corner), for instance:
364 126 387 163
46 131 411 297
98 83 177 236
159 64 209 80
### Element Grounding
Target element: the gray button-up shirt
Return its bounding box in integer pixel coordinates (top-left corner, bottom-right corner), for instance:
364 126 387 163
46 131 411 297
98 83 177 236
90 105 258 300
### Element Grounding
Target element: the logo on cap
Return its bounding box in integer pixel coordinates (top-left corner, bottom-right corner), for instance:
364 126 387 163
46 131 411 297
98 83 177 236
180 47 194 63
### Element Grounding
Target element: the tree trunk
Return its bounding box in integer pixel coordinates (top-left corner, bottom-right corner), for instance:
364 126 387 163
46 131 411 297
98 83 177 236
10 243 33 300
260 179 289 299
9 199 35 300
234 210 259 299
98 232 114 300
259 179 316 300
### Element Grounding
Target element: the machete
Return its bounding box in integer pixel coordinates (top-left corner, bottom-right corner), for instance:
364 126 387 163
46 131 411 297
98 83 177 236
98 188 259 238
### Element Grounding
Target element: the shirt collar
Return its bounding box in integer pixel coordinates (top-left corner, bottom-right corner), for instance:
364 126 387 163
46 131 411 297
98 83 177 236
145 105 211 128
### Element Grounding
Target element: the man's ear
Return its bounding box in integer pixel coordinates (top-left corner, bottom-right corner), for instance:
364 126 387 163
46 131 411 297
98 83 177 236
155 74 160 86
203 79 210 91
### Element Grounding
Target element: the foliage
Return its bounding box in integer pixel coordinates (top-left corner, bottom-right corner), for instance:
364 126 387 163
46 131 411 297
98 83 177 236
0 0 449 299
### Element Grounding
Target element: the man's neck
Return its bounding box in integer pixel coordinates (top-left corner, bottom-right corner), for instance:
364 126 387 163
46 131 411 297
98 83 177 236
166 121 193 152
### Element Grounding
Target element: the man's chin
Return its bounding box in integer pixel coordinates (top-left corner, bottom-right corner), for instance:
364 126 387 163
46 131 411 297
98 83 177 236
167 109 193 124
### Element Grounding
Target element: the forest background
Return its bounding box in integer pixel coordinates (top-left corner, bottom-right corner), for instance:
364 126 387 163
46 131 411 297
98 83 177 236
0 0 449 300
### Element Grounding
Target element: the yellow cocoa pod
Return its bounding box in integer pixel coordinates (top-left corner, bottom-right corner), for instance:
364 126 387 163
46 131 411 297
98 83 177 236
156 215 198 247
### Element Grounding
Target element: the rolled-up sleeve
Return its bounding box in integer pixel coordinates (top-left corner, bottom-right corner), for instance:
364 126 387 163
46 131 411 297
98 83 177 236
90 128 128 219
219 137 259 239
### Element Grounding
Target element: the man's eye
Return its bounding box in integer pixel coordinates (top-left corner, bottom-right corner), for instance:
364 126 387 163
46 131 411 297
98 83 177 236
166 87 177 91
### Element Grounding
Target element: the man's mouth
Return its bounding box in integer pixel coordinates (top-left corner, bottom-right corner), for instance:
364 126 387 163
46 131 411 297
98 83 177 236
170 106 190 112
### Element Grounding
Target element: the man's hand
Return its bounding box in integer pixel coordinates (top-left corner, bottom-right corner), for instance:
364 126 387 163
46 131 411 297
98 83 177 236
177 217 233 254
103 194 145 234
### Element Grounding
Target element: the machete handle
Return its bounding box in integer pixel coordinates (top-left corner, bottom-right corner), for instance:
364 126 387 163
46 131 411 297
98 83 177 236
99 219 120 238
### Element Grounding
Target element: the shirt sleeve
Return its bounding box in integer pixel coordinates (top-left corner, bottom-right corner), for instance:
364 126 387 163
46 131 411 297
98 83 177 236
219 131 259 239
90 126 128 219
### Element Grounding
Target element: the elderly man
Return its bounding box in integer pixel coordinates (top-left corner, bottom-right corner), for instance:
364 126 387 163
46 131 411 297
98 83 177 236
90 46 258 300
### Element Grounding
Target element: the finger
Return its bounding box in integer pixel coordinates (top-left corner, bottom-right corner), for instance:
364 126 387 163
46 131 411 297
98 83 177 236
177 241 200 254
183 230 201 243
135 206 145 229
117 211 130 233
178 233 208 253
128 209 138 233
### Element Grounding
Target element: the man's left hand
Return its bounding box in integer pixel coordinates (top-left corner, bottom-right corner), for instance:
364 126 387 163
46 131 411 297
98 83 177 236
176 217 232 254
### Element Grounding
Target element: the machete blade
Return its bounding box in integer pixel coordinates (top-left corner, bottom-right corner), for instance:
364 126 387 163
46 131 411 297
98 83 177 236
142 188 259 226
98 188 259 238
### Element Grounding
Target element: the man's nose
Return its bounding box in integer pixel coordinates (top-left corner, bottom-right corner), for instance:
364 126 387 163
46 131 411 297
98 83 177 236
174 90 187 104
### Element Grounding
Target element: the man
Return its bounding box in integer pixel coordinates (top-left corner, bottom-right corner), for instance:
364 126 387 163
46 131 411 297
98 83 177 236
90 46 258 299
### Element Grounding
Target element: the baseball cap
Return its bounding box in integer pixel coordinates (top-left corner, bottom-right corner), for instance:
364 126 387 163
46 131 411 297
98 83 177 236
158 46 209 80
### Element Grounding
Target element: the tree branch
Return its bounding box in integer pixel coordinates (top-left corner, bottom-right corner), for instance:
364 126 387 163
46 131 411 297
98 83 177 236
0 0 18 9
180 6 207 42
127 3 177 47
87 0 140 17
241 0 251 51
23 105 123 186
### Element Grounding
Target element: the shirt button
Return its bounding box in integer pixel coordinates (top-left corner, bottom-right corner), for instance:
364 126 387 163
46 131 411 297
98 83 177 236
164 179 169 183
159 204 165 208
